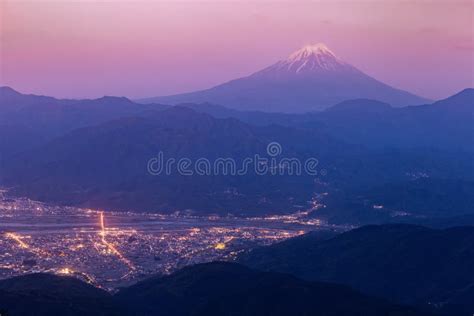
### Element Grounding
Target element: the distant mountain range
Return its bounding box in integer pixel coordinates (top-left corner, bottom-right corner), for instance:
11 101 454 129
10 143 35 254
0 261 431 316
0 105 349 214
138 43 430 112
0 86 170 155
185 88 474 151
238 224 474 316
0 86 473 218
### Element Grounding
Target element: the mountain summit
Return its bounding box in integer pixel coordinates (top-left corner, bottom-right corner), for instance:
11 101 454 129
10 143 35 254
258 43 353 76
139 44 430 112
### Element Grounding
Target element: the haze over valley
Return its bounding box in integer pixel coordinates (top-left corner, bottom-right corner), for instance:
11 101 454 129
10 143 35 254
0 1 473 315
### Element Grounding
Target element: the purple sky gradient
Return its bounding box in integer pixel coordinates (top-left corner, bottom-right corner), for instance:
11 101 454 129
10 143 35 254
1 0 473 100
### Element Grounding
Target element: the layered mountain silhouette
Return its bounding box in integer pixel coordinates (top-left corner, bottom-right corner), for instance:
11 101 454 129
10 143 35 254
4 105 473 216
0 106 350 214
238 224 474 315
139 43 430 112
0 262 430 316
184 88 474 151
1 87 473 218
0 86 169 155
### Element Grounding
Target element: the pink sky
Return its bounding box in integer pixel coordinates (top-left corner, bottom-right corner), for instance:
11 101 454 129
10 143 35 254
1 0 473 100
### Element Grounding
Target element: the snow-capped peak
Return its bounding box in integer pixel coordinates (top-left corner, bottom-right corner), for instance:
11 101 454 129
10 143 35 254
287 43 337 62
252 43 356 78
277 43 348 73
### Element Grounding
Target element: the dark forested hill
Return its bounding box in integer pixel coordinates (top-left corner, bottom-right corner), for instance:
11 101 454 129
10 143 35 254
0 273 118 316
238 224 474 314
116 262 430 316
0 262 431 316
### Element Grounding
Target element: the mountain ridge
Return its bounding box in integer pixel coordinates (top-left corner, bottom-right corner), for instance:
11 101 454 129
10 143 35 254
237 223 474 314
0 261 432 316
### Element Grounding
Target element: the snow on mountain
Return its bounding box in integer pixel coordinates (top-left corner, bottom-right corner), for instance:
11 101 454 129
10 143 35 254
266 43 351 74
139 43 431 112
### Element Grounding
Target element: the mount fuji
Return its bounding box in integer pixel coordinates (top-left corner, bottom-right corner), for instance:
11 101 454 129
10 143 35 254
139 43 430 112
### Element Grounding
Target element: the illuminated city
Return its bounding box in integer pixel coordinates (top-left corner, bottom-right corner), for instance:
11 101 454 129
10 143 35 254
0 192 341 291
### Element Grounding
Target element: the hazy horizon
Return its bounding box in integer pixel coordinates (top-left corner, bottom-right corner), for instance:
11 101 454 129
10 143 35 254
1 0 473 100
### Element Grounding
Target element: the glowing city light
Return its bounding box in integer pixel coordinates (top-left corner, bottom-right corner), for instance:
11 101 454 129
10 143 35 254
0 197 323 289
58 267 73 275
214 243 226 250
97 211 136 271
5 232 29 249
